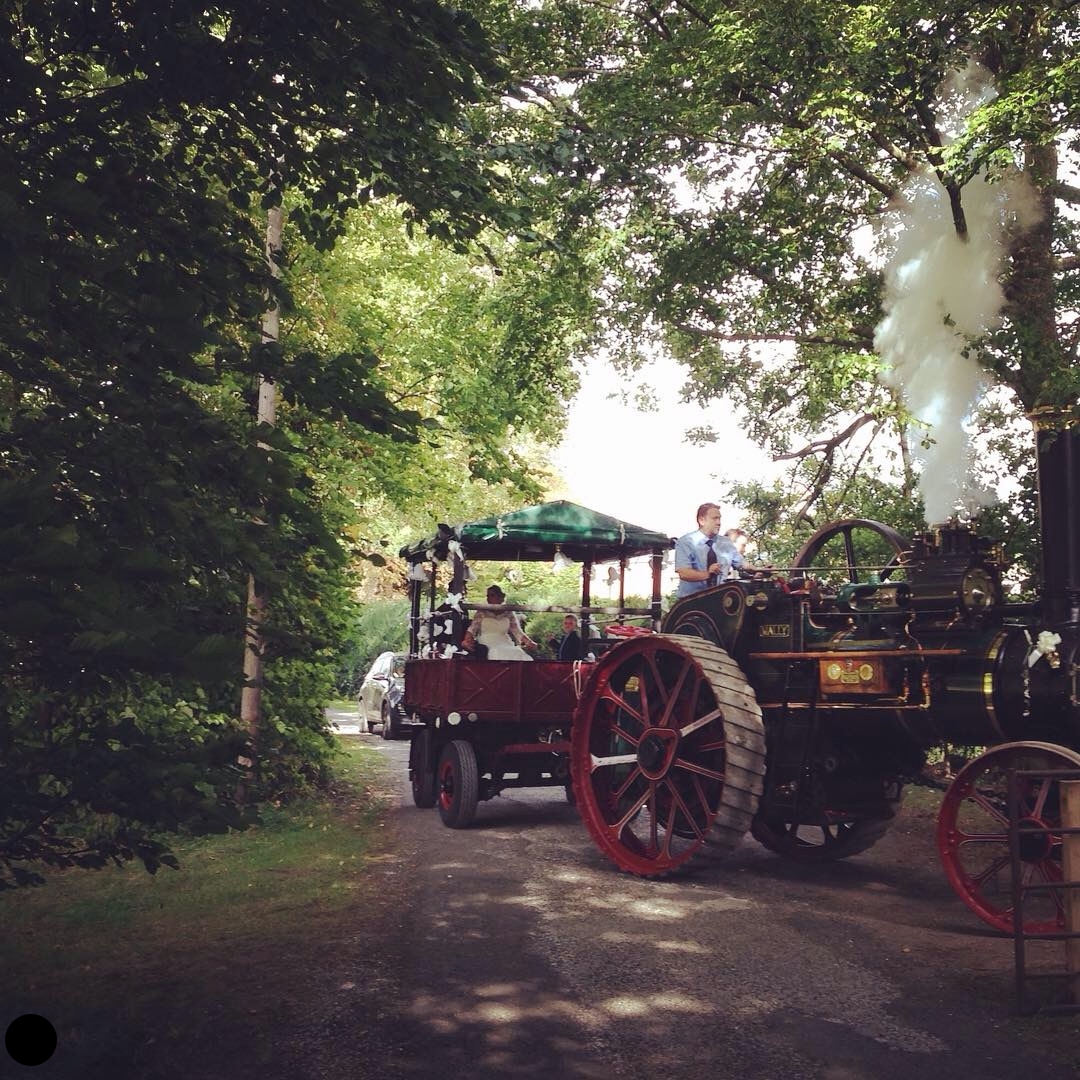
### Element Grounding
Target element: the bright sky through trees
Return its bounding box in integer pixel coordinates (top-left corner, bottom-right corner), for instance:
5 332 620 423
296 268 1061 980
552 356 779 539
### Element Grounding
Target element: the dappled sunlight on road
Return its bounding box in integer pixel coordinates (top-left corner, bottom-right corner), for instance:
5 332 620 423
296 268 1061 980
577 890 752 919
399 980 612 1077
598 931 712 955
600 990 711 1017
520 865 950 1060
276 739 1073 1080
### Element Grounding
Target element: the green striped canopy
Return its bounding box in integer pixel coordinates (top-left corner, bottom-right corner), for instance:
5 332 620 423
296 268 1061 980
400 500 672 564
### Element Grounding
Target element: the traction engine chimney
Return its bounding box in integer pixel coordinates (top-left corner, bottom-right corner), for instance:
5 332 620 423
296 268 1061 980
1035 418 1080 629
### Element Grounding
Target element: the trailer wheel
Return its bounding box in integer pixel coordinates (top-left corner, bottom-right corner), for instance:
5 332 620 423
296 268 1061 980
437 739 480 828
570 635 765 877
938 741 1080 934
409 727 437 808
751 795 903 862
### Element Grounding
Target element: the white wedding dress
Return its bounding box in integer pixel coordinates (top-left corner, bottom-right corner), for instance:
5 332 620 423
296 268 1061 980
472 611 533 661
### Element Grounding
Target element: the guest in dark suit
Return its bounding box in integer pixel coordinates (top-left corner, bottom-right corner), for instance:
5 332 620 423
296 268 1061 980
549 614 585 660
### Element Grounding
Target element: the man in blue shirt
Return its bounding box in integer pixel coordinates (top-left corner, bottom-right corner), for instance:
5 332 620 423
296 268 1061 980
674 502 743 597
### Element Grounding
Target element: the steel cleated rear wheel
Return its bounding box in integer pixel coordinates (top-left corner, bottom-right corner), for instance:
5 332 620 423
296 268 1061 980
570 635 765 877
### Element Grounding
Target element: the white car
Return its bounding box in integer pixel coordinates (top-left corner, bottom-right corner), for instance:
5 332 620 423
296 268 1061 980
357 651 409 737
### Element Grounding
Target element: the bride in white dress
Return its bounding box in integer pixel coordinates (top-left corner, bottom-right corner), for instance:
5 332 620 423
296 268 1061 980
463 585 537 661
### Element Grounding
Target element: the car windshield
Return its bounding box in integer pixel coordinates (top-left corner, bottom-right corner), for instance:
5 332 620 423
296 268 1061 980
391 657 406 679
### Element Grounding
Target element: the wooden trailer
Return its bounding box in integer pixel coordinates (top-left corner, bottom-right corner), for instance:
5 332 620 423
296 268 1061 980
398 500 671 827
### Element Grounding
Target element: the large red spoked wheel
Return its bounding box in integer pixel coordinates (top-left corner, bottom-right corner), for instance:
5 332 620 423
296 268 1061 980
938 741 1080 933
570 635 766 877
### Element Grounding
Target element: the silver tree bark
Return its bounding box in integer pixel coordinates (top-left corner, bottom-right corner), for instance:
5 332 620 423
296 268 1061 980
238 203 282 797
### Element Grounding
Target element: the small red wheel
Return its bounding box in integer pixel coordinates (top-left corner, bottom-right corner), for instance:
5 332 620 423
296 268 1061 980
570 635 765 877
437 738 480 828
937 741 1080 933
409 727 437 809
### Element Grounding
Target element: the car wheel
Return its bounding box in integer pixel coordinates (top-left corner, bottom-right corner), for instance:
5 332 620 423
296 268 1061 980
381 702 402 740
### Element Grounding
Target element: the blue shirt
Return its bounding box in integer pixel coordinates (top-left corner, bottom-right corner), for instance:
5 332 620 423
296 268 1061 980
674 530 742 597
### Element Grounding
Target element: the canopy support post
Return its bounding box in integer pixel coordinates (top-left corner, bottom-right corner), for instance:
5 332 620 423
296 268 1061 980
650 549 663 629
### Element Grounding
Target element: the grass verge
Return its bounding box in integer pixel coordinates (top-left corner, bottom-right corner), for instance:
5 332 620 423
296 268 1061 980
1 738 394 1080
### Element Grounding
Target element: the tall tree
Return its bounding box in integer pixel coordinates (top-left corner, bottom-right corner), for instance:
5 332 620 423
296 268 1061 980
515 1 1080 545
0 1 585 882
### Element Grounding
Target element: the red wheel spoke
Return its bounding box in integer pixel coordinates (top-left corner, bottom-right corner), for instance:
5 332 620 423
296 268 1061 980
665 780 707 840
968 853 1010 888
627 660 653 729
606 719 640 748
608 785 651 837
965 788 1010 829
678 706 723 740
656 786 676 842
1033 863 1067 918
1029 779 1052 818
639 653 663 727
690 773 711 822
613 766 644 801
654 656 694 729
1019 860 1048 894
953 828 1008 844
673 756 726 784
639 651 668 712
598 688 644 730
589 751 639 771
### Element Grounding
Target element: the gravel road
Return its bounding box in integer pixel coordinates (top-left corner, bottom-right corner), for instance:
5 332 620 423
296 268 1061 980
281 730 1080 1079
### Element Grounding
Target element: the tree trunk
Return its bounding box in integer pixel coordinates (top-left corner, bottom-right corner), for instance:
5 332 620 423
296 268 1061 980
237 203 283 802
1008 141 1060 411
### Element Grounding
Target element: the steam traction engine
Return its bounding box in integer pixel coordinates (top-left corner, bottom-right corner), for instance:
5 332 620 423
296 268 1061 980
567 422 1080 935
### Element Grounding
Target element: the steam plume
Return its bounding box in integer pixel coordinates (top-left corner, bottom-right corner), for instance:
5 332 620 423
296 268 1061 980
873 60 1037 524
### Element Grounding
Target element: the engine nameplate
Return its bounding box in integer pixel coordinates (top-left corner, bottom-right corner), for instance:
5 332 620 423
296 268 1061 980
819 657 892 696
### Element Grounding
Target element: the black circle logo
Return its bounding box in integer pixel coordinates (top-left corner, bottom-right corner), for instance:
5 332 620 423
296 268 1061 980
5 1014 58 1066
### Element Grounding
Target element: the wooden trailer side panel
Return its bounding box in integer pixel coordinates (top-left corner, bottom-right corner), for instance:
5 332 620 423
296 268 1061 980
404 659 581 724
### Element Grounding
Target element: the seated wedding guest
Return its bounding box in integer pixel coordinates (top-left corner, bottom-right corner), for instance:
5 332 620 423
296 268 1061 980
548 614 585 661
461 585 537 661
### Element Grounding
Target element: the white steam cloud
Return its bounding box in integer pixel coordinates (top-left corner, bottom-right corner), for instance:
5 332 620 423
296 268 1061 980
873 60 1039 524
